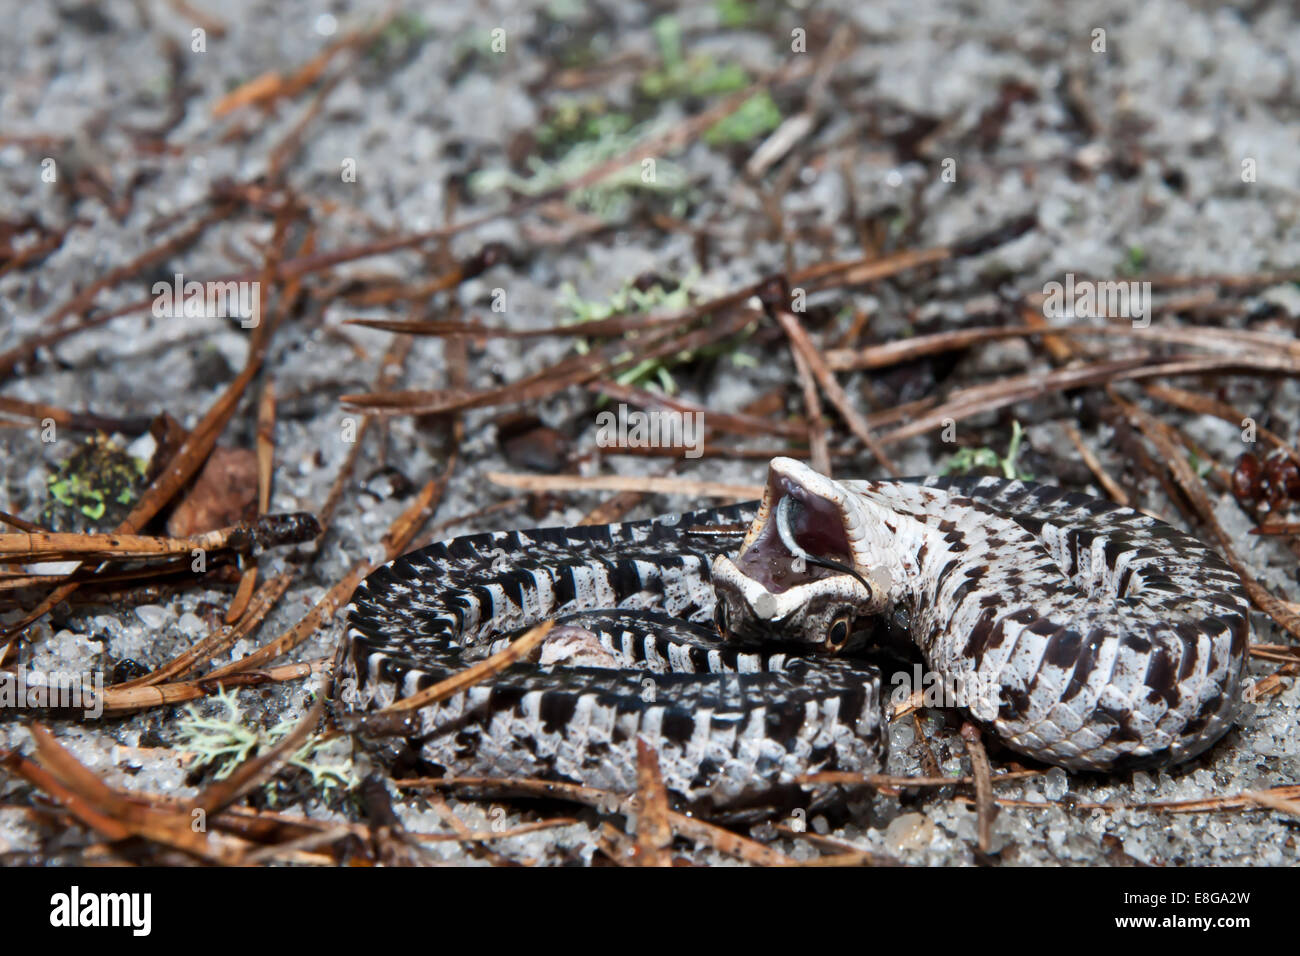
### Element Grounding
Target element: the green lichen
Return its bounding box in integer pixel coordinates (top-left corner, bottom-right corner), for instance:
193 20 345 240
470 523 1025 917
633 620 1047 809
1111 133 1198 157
42 435 147 531
470 117 690 221
177 689 355 804
559 269 755 394
536 99 634 156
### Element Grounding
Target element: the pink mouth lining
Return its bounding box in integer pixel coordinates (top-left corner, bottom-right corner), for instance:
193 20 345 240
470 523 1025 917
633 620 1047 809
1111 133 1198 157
733 476 854 594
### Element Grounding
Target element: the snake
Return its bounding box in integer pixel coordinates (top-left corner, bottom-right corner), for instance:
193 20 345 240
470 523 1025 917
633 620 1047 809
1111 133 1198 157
332 457 1250 814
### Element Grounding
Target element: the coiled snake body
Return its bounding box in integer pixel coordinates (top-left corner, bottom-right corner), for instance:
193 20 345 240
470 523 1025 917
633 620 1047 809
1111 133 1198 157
334 458 1249 811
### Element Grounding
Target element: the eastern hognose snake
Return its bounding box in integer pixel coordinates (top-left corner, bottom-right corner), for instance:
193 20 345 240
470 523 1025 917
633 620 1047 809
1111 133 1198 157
333 458 1249 812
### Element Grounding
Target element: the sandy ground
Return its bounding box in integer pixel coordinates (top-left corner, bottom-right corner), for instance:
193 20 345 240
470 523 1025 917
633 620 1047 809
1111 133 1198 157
1 0 1298 864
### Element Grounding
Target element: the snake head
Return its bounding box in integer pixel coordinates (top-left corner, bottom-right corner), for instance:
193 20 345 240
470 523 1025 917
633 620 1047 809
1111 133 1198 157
711 457 891 651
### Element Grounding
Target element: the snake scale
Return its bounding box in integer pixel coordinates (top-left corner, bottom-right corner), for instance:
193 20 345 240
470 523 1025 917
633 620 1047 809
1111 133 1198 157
333 458 1250 813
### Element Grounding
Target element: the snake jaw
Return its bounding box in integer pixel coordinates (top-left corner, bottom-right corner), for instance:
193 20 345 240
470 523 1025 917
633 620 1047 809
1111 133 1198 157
711 457 891 645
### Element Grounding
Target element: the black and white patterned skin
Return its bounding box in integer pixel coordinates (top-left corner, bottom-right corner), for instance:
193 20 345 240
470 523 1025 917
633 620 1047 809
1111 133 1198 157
335 502 887 811
837 470 1249 769
334 458 1250 808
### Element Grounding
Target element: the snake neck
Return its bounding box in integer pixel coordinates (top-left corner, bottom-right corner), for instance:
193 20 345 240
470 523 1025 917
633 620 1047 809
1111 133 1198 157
842 482 1052 657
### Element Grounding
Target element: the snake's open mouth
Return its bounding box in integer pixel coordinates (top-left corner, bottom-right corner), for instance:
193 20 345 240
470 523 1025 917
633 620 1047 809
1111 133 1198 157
733 469 859 594
710 458 884 640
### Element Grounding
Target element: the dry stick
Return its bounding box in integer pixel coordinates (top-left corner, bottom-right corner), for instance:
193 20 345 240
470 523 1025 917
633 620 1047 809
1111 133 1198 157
1253 523 1300 536
425 790 523 867
0 750 128 844
0 512 317 562
238 825 360 866
607 442 836 462
0 396 151 434
348 309 693 341
205 464 452 684
139 793 365 843
213 10 390 118
343 236 1004 422
773 306 900 477
265 60 356 182
632 739 673 867
788 336 831 476
344 244 955 349
0 519 305 561
397 776 794 867
1062 422 1130 506
225 566 258 627
1242 790 1300 820
878 353 1300 447
227 378 279 625
342 306 758 416
798 245 951 291
1145 383 1300 465
110 573 293 690
767 824 900 867
596 821 640 866
118 577 295 691
410 817 583 845
1112 392 1300 640
1 251 290 645
255 380 276 515
825 322 1300 373
960 723 996 855
0 511 46 533
316 335 414 537
20 725 240 863
2 783 361 854
1017 302 1074 364
0 205 234 381
0 218 87 281
98 658 325 715
743 25 850 179
951 783 1300 815
797 769 1041 789
587 380 807 439
1 56 882 392
373 620 553 716
1250 662 1299 700
488 472 763 500
911 712 943 780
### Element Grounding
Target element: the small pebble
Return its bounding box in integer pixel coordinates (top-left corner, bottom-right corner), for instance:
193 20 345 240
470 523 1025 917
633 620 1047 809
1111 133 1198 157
135 605 169 630
1043 766 1069 801
884 812 935 854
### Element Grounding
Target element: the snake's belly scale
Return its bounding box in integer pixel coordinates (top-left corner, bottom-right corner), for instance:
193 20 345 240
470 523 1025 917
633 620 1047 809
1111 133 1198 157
334 462 1250 810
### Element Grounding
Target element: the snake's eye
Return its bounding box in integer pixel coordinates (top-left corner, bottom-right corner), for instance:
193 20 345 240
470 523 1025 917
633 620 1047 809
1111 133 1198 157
826 614 852 651
714 602 729 636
